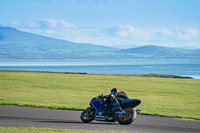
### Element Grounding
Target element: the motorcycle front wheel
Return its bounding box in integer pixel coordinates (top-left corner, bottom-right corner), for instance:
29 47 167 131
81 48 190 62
117 108 136 125
80 107 95 123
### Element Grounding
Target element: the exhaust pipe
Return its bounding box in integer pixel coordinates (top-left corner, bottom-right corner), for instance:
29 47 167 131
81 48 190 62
136 109 141 114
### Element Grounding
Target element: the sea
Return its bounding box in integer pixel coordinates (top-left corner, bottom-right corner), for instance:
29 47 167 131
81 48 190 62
0 59 200 79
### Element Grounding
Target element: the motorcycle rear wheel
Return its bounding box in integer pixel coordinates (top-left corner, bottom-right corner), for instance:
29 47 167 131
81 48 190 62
80 107 95 123
117 108 136 125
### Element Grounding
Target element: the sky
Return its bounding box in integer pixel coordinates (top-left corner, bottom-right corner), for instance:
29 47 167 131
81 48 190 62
0 0 200 49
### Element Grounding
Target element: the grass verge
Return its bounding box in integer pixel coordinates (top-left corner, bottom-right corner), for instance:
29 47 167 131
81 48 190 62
0 127 127 133
0 71 200 120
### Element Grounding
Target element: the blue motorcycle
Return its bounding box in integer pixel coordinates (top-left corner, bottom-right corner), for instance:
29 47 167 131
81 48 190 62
80 95 141 125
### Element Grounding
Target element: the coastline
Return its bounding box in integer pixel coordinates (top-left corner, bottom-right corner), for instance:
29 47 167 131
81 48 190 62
0 70 193 79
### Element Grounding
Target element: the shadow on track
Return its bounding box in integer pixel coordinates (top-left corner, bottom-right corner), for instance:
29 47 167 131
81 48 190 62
34 120 118 125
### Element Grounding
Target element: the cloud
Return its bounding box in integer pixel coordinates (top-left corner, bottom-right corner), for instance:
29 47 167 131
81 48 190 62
26 22 41 28
104 24 199 42
116 24 145 39
29 18 81 39
161 29 173 35
1 20 200 48
0 18 82 42
36 18 77 29
45 29 55 34
105 25 163 40
101 24 200 48
175 28 198 40
1 18 77 30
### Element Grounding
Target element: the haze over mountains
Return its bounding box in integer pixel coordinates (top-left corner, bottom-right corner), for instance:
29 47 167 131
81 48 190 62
0 26 200 60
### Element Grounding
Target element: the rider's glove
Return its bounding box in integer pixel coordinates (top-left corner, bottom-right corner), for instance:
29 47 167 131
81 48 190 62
98 94 104 99
105 94 110 98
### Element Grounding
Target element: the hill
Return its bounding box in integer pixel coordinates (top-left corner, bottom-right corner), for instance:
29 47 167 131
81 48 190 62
121 45 200 59
0 26 200 60
0 26 121 60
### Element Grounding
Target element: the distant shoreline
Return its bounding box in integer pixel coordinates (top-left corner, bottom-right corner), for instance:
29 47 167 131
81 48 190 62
0 70 193 79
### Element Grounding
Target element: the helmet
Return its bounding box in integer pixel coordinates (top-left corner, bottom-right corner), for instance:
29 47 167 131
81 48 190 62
110 88 119 95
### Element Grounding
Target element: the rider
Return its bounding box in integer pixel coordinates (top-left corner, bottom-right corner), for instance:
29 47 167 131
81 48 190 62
99 88 129 114
111 88 129 103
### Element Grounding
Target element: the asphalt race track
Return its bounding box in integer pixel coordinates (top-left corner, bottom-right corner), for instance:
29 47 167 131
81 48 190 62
0 105 199 133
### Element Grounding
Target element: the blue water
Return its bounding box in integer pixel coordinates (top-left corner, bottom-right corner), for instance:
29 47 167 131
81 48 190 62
0 59 200 79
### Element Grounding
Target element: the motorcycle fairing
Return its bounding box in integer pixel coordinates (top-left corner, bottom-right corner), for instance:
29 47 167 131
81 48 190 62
120 99 141 109
90 98 105 111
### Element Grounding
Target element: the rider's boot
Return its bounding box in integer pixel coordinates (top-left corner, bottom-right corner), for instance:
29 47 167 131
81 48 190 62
114 103 126 115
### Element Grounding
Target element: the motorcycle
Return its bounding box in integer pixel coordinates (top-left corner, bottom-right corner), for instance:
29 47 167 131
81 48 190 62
80 95 141 125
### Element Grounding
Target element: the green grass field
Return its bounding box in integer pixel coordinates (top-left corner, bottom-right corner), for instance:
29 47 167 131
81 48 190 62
0 127 127 133
0 71 200 120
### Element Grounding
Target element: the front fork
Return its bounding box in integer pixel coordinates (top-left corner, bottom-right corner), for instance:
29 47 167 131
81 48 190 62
87 106 95 115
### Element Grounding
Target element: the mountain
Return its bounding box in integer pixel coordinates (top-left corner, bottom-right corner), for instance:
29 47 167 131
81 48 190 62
0 26 122 59
0 26 200 60
121 45 200 59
